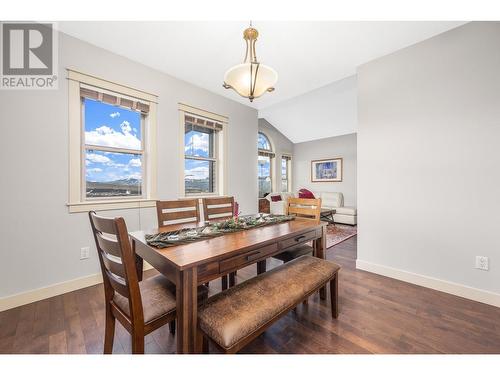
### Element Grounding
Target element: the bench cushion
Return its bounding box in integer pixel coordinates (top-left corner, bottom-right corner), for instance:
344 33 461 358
198 255 340 350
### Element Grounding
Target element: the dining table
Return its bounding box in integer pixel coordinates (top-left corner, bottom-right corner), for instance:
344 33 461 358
129 216 327 354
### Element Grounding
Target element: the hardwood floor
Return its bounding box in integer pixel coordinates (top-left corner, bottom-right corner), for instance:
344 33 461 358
2 236 500 354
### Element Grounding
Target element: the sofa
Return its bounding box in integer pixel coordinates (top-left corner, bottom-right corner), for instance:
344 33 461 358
319 192 357 225
265 191 357 225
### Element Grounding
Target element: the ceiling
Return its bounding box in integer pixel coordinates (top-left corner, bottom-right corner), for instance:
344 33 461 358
59 21 465 111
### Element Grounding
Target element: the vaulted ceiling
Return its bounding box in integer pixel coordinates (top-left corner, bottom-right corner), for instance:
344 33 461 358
59 21 465 141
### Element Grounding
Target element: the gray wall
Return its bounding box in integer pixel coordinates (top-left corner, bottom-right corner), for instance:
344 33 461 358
0 31 257 298
357 22 500 295
258 118 294 192
293 133 357 207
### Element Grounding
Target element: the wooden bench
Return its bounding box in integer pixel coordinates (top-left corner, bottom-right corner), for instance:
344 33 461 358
197 255 340 353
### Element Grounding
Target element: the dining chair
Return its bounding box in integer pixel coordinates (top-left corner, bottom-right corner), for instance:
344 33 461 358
202 196 235 221
272 197 322 263
88 211 208 354
156 199 200 226
156 199 231 290
201 196 237 289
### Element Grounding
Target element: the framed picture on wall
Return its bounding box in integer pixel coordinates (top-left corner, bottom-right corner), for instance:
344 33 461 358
311 158 343 182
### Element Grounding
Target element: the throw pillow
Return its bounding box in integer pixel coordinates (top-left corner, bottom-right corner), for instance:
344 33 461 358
298 188 315 199
270 195 282 202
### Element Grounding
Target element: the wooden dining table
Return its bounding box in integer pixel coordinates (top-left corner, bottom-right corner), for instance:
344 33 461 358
129 217 327 354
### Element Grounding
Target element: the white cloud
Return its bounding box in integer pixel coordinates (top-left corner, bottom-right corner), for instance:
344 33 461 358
85 124 141 150
128 158 141 167
120 120 132 134
184 133 209 153
110 112 120 118
86 153 111 164
185 166 209 180
86 167 103 175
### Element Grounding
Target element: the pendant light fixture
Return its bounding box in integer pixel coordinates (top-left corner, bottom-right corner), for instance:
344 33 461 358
223 23 278 102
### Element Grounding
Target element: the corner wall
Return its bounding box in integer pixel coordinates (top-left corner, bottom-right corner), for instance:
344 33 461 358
293 133 357 206
357 22 500 304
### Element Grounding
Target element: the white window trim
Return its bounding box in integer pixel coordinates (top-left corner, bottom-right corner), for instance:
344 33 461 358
179 103 228 198
67 68 158 213
281 154 292 192
258 130 276 195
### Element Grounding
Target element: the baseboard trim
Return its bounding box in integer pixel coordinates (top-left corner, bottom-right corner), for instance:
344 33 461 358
356 259 500 308
0 262 154 312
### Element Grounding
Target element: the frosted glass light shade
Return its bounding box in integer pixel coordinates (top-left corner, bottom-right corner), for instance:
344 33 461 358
223 63 277 100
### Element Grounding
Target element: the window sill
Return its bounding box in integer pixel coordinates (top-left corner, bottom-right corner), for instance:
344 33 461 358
67 199 157 213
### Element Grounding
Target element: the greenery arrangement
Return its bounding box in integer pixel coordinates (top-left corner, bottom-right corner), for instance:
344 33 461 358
146 214 295 248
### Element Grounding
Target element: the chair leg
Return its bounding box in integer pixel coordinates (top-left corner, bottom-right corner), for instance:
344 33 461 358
229 272 236 287
169 320 176 335
196 326 209 354
330 275 338 318
131 330 145 354
103 305 116 354
221 275 228 290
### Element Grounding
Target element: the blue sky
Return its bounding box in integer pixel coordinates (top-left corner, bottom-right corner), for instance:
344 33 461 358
258 156 270 177
184 129 212 180
84 99 142 183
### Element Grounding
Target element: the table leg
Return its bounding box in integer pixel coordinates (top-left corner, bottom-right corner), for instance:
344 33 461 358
176 267 198 354
315 226 327 300
257 260 267 274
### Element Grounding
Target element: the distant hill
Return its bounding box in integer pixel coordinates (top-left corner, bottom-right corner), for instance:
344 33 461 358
86 177 141 197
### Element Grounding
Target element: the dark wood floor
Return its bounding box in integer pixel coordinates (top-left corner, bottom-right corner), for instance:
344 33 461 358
2 236 500 354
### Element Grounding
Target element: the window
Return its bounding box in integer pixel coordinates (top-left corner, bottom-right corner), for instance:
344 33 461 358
83 98 144 199
67 69 158 212
258 132 275 198
180 104 227 196
281 155 291 192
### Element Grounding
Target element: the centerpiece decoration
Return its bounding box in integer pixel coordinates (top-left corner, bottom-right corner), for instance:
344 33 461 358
145 214 294 248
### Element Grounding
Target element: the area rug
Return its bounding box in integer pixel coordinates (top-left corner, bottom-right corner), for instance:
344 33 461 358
326 224 357 248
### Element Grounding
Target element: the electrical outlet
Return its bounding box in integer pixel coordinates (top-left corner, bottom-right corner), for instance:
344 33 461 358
475 256 489 271
80 246 90 260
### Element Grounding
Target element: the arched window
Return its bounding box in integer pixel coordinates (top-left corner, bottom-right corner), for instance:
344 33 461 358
258 132 275 198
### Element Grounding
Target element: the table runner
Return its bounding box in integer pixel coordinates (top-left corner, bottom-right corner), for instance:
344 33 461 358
145 214 295 248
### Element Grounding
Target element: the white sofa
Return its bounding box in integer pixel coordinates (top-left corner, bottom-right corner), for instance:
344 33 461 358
265 192 295 215
265 191 357 225
319 192 357 225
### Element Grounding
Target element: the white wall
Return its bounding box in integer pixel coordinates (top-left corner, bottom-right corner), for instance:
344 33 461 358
293 134 357 206
258 119 294 192
357 22 500 302
259 75 357 143
0 30 257 301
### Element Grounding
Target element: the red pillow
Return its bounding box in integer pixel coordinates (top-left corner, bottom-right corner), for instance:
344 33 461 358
270 195 282 202
298 189 315 199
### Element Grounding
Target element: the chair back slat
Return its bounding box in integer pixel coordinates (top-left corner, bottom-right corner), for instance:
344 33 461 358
90 213 118 235
95 232 122 257
202 196 234 221
101 252 127 279
105 269 130 298
287 197 322 223
156 199 200 226
89 211 144 322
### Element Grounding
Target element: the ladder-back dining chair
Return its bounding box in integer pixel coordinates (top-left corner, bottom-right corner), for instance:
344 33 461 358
156 199 231 290
156 198 200 226
272 197 322 263
89 211 208 354
202 196 235 221
201 197 236 289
